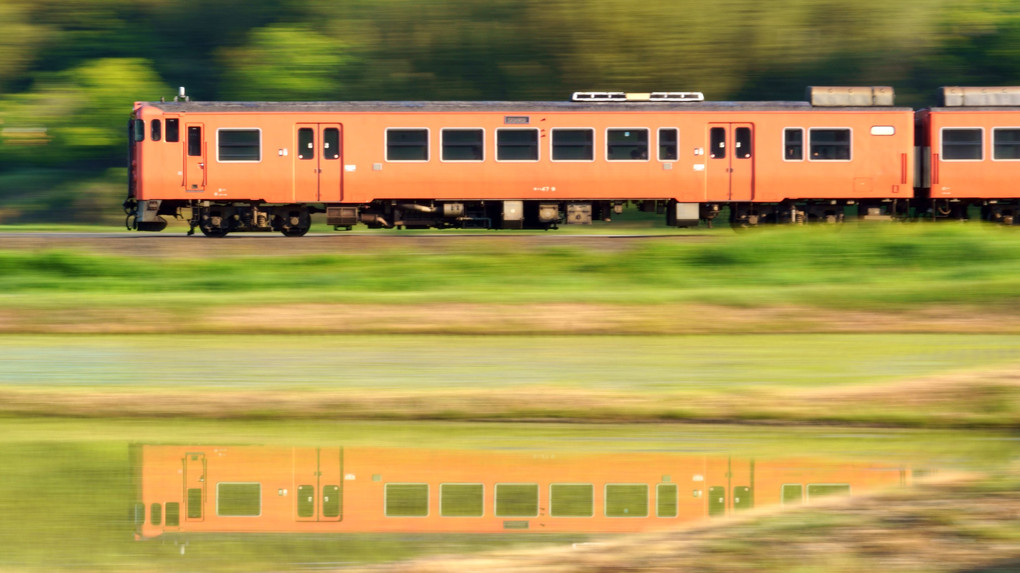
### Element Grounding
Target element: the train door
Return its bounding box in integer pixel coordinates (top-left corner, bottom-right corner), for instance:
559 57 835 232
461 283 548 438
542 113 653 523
184 452 206 522
184 123 206 191
294 448 343 522
294 123 344 202
707 123 755 201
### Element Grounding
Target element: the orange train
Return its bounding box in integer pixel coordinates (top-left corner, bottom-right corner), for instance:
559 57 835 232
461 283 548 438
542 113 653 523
131 445 913 539
125 86 1020 235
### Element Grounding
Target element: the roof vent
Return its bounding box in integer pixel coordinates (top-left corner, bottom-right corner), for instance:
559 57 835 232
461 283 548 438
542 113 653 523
571 91 704 102
941 86 1020 107
808 86 894 107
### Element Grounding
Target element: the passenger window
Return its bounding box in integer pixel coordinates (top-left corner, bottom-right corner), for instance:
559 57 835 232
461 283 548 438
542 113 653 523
942 128 982 160
324 128 340 159
993 128 1020 160
784 128 803 160
606 484 648 517
218 129 261 162
495 483 539 517
806 483 851 500
810 128 851 160
782 484 803 505
166 118 180 142
298 128 315 160
735 127 752 159
151 120 162 142
658 128 678 161
709 127 726 159
165 502 180 526
657 484 678 517
217 482 261 516
440 483 484 517
187 487 202 518
187 126 202 157
385 483 428 517
150 503 162 525
387 129 429 161
497 129 539 161
607 128 649 160
550 484 593 517
442 129 484 161
552 129 594 161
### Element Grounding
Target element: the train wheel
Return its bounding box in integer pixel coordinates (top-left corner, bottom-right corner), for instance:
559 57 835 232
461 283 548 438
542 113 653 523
199 225 229 238
275 208 311 237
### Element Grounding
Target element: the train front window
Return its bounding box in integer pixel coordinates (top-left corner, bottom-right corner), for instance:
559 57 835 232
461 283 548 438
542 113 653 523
497 129 539 161
131 119 144 142
386 129 429 161
150 119 162 142
809 128 851 161
993 128 1020 160
607 128 649 161
218 129 261 162
552 129 594 161
942 128 983 160
784 128 803 160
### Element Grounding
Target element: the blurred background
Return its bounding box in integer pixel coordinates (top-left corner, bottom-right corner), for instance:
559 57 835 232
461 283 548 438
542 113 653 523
0 0 1018 226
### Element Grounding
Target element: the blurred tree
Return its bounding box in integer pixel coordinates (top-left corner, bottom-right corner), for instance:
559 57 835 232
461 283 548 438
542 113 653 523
0 2 52 94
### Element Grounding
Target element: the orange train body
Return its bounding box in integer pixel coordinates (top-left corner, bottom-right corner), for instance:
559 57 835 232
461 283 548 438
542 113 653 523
132 445 912 539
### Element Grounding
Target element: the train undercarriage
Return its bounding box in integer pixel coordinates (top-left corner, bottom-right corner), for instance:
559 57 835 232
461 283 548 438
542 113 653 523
124 196 1020 236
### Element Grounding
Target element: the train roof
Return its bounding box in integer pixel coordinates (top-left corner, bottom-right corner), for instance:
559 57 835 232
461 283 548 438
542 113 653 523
139 100 915 114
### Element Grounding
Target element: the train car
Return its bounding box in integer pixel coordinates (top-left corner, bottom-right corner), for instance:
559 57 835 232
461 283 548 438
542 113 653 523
131 445 912 540
125 87 915 235
916 86 1020 222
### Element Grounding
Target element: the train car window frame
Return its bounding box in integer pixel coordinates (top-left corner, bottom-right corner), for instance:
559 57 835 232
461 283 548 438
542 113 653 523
494 483 540 517
605 483 649 518
549 483 594 518
386 128 430 162
658 128 679 161
551 128 595 162
808 128 852 161
216 482 262 517
165 118 180 142
656 483 679 518
216 128 262 163
992 127 1020 161
941 127 984 161
440 483 485 517
496 128 540 162
441 128 485 162
784 128 804 161
606 128 650 161
150 119 162 142
385 483 429 517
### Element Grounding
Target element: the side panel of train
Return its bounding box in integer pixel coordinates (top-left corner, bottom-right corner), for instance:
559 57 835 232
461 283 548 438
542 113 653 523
132 445 910 539
129 103 914 232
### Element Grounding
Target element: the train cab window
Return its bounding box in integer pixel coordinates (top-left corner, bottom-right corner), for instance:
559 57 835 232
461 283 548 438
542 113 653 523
151 119 162 142
607 128 649 160
658 128 678 161
942 128 983 160
131 119 145 142
606 484 648 517
442 129 484 161
496 128 539 161
385 483 429 517
217 482 261 516
166 118 180 142
735 127 752 159
551 128 594 161
440 483 484 517
386 129 429 161
298 128 315 160
324 127 340 159
550 484 593 517
809 128 851 160
993 128 1020 160
657 484 678 517
187 126 202 157
709 127 726 159
150 503 162 525
165 502 180 526
784 128 804 160
218 129 261 162
495 483 539 517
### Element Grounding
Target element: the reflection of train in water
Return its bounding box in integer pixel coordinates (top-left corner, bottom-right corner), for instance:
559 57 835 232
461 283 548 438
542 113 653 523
132 445 912 539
